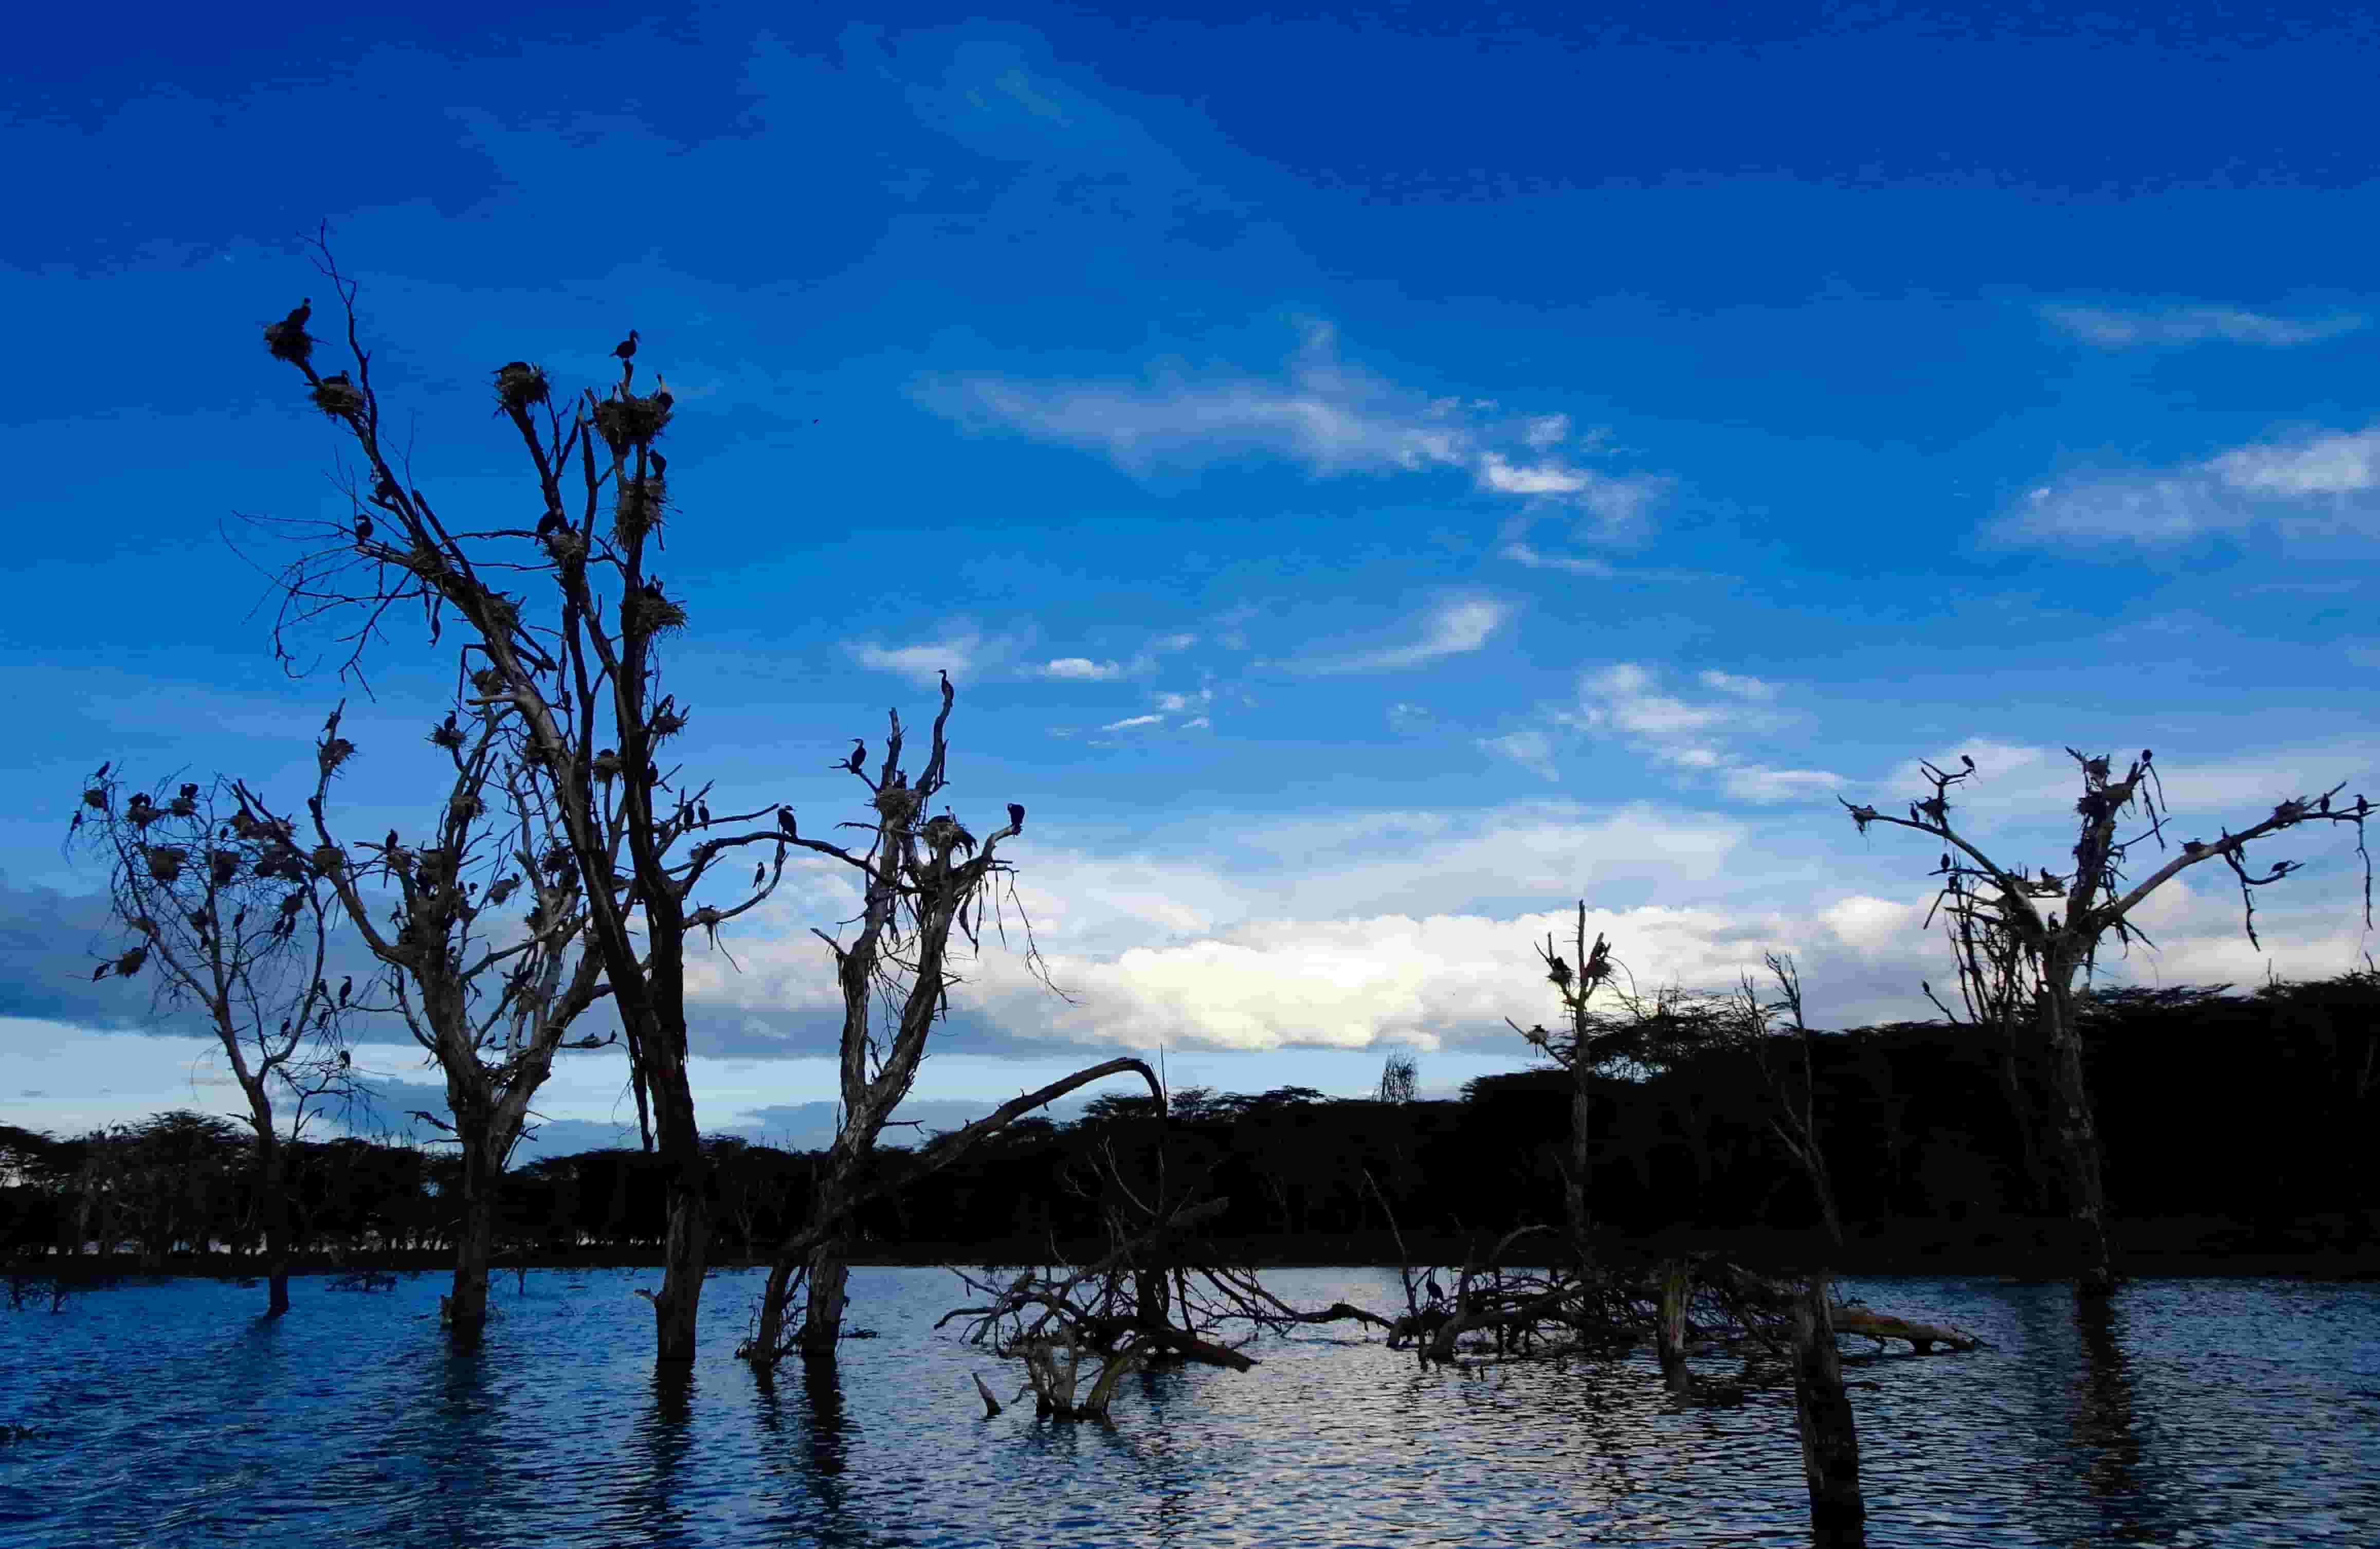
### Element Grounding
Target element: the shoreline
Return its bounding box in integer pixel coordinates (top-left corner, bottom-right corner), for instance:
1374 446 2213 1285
15 1215 2380 1284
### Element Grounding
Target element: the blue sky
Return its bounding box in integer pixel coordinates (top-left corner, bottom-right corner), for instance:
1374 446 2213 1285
6 1 2376 1153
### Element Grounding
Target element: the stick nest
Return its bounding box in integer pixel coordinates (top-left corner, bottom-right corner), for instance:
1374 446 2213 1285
144 846 188 883
208 850 241 886
318 737 357 775
263 321 313 365
113 946 148 978
613 477 667 545
594 393 672 455
622 587 686 638
874 786 922 826
493 362 550 411
311 378 366 419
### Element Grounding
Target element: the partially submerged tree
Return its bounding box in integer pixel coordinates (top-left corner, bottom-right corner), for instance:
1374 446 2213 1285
252 247 797 1360
738 687 1163 1366
233 700 615 1340
1841 747 2374 1292
67 765 355 1315
1506 902 1620 1251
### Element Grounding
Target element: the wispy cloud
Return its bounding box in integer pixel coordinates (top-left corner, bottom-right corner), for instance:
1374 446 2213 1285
2042 303 2365 349
1041 657 1124 681
847 626 1024 686
1102 713 1165 731
1478 727 1559 781
1495 662 1840 803
1287 598 1513 676
1991 425 2380 547
918 322 1670 539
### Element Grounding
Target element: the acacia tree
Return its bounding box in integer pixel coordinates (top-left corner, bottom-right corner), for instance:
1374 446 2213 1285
1841 748 2373 1293
741 678 1165 1368
67 765 355 1315
234 700 615 1340
251 250 797 1360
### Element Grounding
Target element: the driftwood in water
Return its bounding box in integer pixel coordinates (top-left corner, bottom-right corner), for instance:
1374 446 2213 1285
1832 1306 1981 1354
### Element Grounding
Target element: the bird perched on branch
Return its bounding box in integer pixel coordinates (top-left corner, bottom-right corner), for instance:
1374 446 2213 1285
753 862 765 889
339 976 352 1006
613 330 639 361
778 807 797 839
1007 802 1025 830
841 740 866 775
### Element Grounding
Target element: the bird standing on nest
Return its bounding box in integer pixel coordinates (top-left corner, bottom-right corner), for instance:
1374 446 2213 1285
651 375 673 412
649 451 667 478
285 299 311 331
613 330 639 362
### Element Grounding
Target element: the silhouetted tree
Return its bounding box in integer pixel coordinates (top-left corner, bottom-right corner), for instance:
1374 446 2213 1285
66 766 355 1314
1842 746 2373 1292
249 241 796 1361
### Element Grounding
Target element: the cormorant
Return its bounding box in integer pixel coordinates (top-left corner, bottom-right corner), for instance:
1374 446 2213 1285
354 514 374 542
753 862 765 888
285 299 311 330
843 740 866 774
339 976 352 1006
1007 802 1025 830
537 511 565 539
648 451 667 478
338 1050 351 1068
613 330 639 361
96 761 110 779
1940 852 1951 872
651 375 673 411
1961 753 1975 770
2141 749 2153 763
778 807 797 838
385 829 399 851
697 801 711 826
321 371 352 387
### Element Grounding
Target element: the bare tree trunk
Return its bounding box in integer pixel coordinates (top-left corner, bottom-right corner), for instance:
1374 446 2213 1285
1790 1273 1865 1548
447 1136 498 1341
1565 1066 1593 1252
647 1045 708 1363
797 1237 851 1357
1656 1259 1696 1398
2038 970 2116 1296
260 1137 292 1319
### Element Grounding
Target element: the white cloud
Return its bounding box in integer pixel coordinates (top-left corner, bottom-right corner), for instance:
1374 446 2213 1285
1153 688 1212 714
1291 597 1513 676
848 626 1021 686
1992 425 2380 548
1698 669 1775 701
918 322 1672 539
2042 303 2365 349
1102 713 1164 731
1042 657 1124 681
1478 727 1559 781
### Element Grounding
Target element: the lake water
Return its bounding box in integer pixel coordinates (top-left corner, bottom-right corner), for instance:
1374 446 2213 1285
3 1268 2376 1547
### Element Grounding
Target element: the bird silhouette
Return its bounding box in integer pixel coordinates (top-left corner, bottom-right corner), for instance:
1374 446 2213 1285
339 976 352 1006
649 451 667 478
1007 802 1025 830
613 330 639 361
284 299 311 330
753 862 765 888
778 807 797 839
536 511 565 539
1961 753 1975 770
385 829 399 851
651 375 673 412
842 740 866 775
354 513 374 542
91 962 109 980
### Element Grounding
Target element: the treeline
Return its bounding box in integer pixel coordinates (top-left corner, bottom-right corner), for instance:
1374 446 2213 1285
6 971 2375 1268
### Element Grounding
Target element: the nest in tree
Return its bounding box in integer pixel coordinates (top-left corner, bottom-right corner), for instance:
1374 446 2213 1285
114 946 148 978
428 722 465 752
83 788 107 811
621 588 686 639
591 749 624 781
612 477 667 545
540 843 575 874
522 740 553 768
469 667 504 696
208 849 241 886
547 528 588 566
874 786 922 826
493 362 550 411
132 915 157 936
130 805 162 830
312 378 366 419
649 707 688 739
447 794 484 822
318 737 357 775
474 591 521 634
144 846 188 883
397 545 450 585
168 795 197 818
228 810 260 838
310 845 345 874
593 394 671 456
263 320 313 365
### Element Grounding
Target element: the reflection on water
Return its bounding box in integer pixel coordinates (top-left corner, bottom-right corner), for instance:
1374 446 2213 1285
2 1269 2376 1547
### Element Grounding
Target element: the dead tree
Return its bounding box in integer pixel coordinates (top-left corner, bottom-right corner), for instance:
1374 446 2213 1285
1505 903 1620 1251
1920 883 2052 1213
66 766 355 1316
233 701 614 1341
733 687 1160 1365
1841 748 2374 1293
248 244 798 1361
1723 953 1844 1248
937 1149 1391 1420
